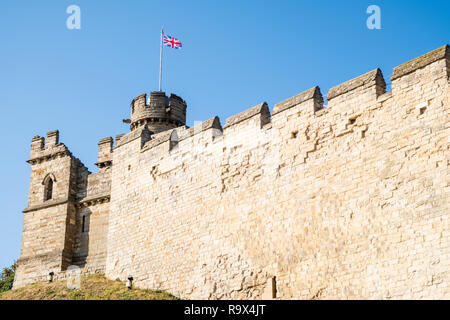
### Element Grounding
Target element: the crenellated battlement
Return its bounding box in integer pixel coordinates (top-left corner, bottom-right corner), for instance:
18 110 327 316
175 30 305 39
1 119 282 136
273 86 323 116
24 43 450 183
224 102 271 130
28 130 71 165
391 44 449 80
130 91 187 133
119 44 447 160
326 68 386 101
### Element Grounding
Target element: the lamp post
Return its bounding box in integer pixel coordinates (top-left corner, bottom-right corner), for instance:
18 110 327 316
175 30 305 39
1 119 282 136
126 276 133 290
47 272 54 283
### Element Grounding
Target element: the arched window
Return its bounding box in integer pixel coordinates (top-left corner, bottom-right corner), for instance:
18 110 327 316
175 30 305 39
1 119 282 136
42 173 56 201
45 178 53 201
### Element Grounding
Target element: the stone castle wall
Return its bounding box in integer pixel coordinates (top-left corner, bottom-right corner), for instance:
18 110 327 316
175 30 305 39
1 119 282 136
72 168 111 270
14 45 449 299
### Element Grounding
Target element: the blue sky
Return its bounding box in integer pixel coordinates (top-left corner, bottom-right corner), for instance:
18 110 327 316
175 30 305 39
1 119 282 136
0 1 449 270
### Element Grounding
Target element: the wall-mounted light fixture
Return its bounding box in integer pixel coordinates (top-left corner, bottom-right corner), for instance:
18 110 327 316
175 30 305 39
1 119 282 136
126 276 133 290
47 271 54 283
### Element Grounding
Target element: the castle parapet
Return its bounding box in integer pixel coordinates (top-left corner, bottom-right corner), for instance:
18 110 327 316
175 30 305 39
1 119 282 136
31 135 44 154
179 116 223 141
115 125 151 149
391 44 449 81
29 130 71 163
46 130 59 146
224 102 271 131
326 68 386 112
130 91 187 133
141 117 223 153
115 134 125 145
273 86 323 117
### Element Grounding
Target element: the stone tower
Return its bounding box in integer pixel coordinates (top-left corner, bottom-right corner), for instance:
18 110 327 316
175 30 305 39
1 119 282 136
14 130 87 288
130 91 187 133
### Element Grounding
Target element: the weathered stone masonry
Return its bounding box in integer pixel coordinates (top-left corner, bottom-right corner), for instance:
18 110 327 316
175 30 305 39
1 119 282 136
14 45 450 299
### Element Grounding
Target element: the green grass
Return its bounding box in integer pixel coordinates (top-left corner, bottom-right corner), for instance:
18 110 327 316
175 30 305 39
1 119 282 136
0 274 179 300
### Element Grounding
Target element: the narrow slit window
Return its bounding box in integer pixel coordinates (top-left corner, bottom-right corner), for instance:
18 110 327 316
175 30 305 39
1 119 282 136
82 215 86 233
44 178 53 201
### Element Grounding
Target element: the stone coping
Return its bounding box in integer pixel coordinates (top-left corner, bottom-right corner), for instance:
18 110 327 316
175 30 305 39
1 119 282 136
391 44 449 80
114 126 150 149
273 86 323 115
98 137 113 145
141 117 223 151
178 117 222 141
224 102 270 129
327 68 386 100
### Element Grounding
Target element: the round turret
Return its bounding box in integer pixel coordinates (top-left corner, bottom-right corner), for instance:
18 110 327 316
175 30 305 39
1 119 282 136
130 91 186 133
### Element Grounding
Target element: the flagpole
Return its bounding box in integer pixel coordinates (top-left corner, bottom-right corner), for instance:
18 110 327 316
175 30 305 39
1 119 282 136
159 27 163 92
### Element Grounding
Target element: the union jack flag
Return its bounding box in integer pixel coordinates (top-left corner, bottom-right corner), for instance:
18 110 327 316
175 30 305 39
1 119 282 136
163 34 182 49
